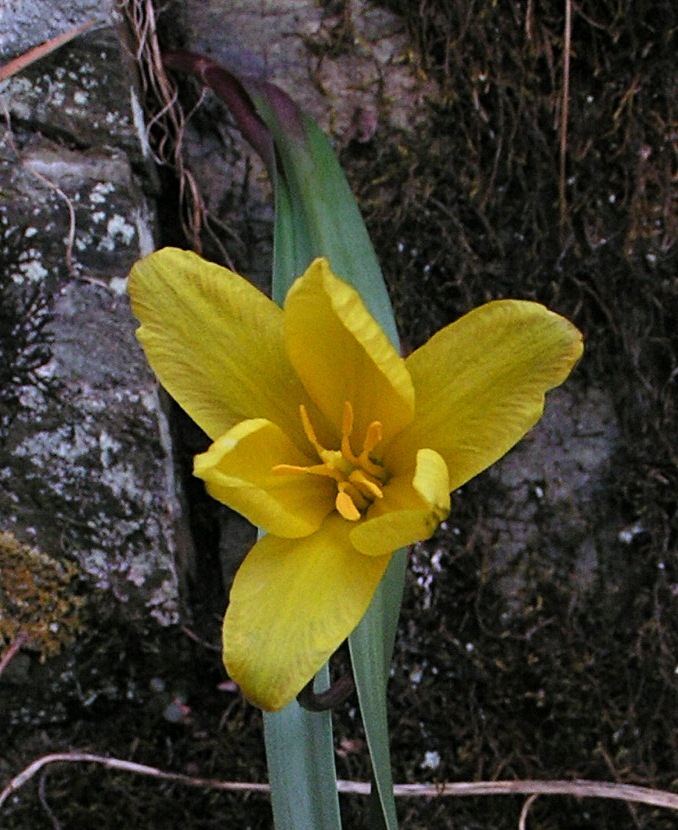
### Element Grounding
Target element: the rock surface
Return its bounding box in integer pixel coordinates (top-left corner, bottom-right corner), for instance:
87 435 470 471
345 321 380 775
485 385 620 605
0 3 184 638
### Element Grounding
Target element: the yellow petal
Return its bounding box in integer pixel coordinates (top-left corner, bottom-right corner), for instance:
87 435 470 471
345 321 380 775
129 247 315 445
194 419 335 538
390 300 584 488
222 515 391 711
350 448 450 556
284 258 415 445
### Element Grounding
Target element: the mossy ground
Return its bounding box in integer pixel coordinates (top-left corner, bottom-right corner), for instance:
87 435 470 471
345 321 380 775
2 1 677 828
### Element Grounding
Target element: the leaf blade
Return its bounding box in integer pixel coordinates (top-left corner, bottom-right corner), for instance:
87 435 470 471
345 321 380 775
263 666 342 830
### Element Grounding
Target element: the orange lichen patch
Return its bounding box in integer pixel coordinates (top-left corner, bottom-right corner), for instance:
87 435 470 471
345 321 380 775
0 531 84 660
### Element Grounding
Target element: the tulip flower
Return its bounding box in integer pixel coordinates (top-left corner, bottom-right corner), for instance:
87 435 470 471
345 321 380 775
129 247 583 711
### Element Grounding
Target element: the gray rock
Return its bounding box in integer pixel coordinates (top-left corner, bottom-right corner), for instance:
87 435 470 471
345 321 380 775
484 386 621 607
0 0 109 62
0 12 183 633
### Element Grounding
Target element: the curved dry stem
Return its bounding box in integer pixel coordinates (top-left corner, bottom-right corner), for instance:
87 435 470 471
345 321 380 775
0 752 270 810
559 0 572 236
518 793 539 830
1 103 78 278
3 751 678 816
0 632 30 679
0 20 101 82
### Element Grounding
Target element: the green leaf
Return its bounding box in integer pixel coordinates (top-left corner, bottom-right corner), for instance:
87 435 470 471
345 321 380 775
349 549 407 830
246 85 400 347
263 665 342 830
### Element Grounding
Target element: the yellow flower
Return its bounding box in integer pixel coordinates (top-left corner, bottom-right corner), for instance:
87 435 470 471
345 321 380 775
128 247 583 711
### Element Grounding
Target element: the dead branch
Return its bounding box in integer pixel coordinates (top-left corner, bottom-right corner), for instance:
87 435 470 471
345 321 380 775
0 632 30 679
0 20 101 82
2 750 678 815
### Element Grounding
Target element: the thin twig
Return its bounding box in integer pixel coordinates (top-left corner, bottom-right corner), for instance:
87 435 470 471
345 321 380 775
3 751 678 814
392 780 678 808
180 625 221 652
518 793 539 830
37 772 61 830
0 752 266 809
0 632 30 679
1 102 78 278
597 741 642 828
0 20 101 82
119 0 205 251
558 0 572 236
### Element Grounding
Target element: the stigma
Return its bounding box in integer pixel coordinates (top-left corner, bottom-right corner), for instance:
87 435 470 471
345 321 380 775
273 401 387 521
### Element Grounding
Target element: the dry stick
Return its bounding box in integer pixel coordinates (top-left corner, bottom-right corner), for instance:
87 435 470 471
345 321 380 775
392 780 678 809
0 632 30 679
0 21 112 284
518 793 539 830
0 753 264 809
3 101 111 290
558 0 572 236
1 101 78 279
2 752 678 814
525 0 534 42
37 772 61 830
120 0 206 252
0 20 101 82
598 740 642 828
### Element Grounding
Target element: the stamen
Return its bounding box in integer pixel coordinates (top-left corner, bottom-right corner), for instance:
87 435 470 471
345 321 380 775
341 400 354 438
272 400 389 522
340 401 359 465
336 490 361 521
273 463 344 482
349 469 383 501
363 421 383 456
299 404 325 457
339 481 369 511
272 463 309 476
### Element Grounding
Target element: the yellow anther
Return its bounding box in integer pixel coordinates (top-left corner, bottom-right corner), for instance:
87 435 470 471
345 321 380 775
336 490 361 521
348 469 383 501
362 420 383 456
273 400 388 521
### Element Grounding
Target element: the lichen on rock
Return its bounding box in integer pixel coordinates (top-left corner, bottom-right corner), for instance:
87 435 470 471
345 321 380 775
0 530 85 660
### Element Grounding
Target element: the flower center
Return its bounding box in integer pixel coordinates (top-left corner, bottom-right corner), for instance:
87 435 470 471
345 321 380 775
273 401 387 521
